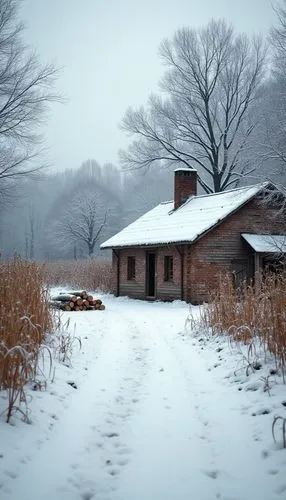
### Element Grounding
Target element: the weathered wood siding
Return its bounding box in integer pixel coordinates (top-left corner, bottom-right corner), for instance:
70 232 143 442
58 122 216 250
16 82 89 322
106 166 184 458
156 246 181 300
117 246 181 301
118 248 146 299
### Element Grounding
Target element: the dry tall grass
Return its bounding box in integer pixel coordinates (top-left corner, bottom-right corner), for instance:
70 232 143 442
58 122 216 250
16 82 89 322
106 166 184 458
204 272 286 380
0 257 53 422
42 259 113 292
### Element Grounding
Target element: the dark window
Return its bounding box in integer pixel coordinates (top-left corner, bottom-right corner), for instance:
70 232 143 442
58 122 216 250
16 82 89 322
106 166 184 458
164 256 173 281
127 256 136 280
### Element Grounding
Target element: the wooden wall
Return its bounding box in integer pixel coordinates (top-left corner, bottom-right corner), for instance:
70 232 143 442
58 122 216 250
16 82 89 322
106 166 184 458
116 246 182 301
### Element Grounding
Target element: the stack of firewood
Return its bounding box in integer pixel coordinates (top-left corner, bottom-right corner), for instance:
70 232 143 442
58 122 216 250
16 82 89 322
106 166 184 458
50 291 105 311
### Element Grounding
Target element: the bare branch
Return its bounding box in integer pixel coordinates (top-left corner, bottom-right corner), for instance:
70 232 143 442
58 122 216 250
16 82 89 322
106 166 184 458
0 0 61 202
121 19 266 193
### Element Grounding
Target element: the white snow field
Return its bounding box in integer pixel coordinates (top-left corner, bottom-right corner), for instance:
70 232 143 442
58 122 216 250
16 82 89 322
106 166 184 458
1 293 286 500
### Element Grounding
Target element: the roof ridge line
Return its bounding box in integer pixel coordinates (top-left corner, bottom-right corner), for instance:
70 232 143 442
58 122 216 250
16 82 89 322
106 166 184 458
165 182 268 209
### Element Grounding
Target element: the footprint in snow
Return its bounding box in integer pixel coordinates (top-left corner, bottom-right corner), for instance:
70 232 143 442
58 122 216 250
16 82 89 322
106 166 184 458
252 408 270 416
103 432 120 439
112 441 122 449
115 395 124 403
268 469 278 475
108 468 120 476
116 457 129 466
276 484 286 495
116 446 132 456
81 492 94 500
4 470 17 479
106 418 115 425
203 469 219 479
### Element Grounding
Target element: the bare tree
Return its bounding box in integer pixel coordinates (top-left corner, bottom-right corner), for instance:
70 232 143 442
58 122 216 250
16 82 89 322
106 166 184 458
257 1 286 185
0 0 60 202
120 20 266 193
271 0 286 68
55 192 108 257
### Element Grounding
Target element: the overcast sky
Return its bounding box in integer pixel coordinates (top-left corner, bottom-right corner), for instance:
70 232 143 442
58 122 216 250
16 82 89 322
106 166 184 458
21 0 276 172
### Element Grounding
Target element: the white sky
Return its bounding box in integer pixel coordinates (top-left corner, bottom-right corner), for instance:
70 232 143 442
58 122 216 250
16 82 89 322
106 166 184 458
20 0 277 172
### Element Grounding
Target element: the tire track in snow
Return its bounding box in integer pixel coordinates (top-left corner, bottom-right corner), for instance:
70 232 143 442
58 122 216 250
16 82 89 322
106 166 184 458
2 308 150 500
111 305 217 500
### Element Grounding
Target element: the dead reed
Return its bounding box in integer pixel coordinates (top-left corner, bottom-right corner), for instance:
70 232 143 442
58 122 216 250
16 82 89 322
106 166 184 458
42 259 113 292
0 257 53 422
204 272 286 379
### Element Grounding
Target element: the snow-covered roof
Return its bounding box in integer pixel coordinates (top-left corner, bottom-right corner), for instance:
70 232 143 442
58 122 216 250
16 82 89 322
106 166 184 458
242 234 286 253
101 182 273 249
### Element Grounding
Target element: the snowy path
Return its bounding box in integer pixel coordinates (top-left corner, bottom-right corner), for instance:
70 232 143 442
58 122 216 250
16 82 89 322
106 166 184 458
1 297 286 500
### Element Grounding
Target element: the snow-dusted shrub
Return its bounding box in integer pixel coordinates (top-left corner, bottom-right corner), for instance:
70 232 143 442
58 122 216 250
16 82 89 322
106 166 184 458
49 317 81 367
204 272 286 380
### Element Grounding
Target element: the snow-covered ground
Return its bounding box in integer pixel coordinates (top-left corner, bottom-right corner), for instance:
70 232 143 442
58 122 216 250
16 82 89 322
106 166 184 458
1 293 286 500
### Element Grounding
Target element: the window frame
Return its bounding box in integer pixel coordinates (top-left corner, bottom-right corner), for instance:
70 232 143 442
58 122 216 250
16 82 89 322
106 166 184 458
127 256 136 281
164 255 174 282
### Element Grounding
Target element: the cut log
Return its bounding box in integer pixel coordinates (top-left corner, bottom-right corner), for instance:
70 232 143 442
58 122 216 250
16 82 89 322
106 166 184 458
49 300 65 310
51 294 77 302
66 291 88 299
50 291 105 313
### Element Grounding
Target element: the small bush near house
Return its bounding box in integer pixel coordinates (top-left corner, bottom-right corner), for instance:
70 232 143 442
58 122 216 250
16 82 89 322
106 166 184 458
42 259 113 292
203 273 286 381
0 257 53 423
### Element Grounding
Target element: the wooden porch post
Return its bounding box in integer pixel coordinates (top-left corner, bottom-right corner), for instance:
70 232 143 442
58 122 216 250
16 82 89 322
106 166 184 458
254 252 261 291
113 249 120 297
175 245 185 301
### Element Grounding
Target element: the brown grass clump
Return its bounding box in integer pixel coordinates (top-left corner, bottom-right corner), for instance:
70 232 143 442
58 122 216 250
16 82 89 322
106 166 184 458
0 257 53 423
42 259 112 292
204 272 286 379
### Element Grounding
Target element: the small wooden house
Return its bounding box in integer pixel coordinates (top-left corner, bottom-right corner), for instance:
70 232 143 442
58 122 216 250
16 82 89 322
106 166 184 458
101 169 286 303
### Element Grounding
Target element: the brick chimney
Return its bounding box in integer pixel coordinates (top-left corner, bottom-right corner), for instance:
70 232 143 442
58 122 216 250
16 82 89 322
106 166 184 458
174 168 197 209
